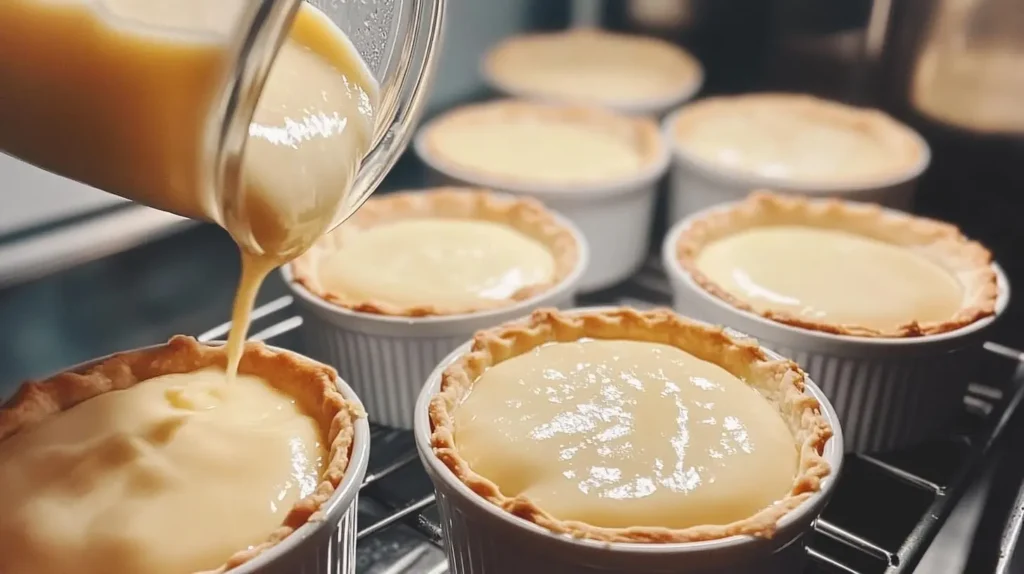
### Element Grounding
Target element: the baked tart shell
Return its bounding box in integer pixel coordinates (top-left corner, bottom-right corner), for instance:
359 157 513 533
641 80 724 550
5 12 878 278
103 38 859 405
0 336 371 574
414 308 843 572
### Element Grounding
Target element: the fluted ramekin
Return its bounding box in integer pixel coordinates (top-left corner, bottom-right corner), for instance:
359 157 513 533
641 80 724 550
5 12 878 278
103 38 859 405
282 217 589 429
660 106 931 225
414 327 844 574
24 343 371 574
414 103 671 292
662 213 1011 453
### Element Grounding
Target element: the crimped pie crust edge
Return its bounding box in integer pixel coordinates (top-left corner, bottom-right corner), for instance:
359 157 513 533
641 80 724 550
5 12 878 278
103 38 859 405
429 307 833 543
675 191 1000 338
290 188 581 317
0 335 365 574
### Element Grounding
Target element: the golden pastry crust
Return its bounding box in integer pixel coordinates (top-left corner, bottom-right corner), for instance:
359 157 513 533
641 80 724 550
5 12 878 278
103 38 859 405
483 29 702 105
669 93 925 184
429 307 832 543
290 188 581 317
0 335 364 574
676 191 1000 337
421 99 664 186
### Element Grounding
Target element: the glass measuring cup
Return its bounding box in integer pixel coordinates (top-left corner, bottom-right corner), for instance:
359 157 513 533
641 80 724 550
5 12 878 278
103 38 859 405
0 0 444 254
214 0 445 255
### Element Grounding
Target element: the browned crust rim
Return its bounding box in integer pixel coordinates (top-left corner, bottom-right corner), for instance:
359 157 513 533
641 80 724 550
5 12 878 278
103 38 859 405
0 335 364 574
290 188 581 317
429 307 833 543
421 99 665 187
483 29 702 104
675 191 1000 338
669 93 926 185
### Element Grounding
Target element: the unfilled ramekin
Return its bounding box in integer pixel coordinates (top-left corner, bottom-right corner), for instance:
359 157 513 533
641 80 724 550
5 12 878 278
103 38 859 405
414 325 844 574
33 342 371 574
660 107 932 225
414 108 671 292
662 212 1011 453
282 216 589 429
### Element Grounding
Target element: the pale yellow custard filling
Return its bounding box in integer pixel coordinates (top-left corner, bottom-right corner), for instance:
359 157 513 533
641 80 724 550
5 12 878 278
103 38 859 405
675 101 910 182
318 218 556 309
488 32 700 105
453 339 797 529
429 119 643 183
695 226 964 331
0 369 324 574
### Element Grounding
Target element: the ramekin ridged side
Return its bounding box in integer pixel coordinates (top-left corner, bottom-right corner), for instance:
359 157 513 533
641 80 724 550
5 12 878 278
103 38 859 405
414 115 671 293
659 108 931 225
414 324 844 574
662 216 1011 453
282 218 589 429
50 343 371 574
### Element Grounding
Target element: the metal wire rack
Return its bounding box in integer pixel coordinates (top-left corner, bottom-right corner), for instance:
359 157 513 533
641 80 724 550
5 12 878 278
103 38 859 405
200 257 1024 574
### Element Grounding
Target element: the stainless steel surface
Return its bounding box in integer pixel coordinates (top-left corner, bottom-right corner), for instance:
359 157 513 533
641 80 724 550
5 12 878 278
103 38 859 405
191 256 1024 574
996 476 1024 574
0 154 126 239
0 205 195 289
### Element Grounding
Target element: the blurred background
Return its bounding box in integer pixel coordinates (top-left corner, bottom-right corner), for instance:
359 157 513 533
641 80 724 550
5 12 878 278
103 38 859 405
0 0 1022 572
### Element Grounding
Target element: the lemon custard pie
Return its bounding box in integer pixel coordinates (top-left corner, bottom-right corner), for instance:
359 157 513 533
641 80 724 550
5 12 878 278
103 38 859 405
670 94 925 186
676 192 1000 338
483 29 702 109
291 189 580 317
419 100 663 188
0 336 363 574
429 308 832 542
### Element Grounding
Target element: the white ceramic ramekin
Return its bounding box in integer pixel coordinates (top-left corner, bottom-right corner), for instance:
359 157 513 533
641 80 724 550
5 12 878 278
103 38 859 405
282 216 589 429
659 107 932 225
662 212 1011 453
30 342 371 574
414 327 844 574
414 109 671 293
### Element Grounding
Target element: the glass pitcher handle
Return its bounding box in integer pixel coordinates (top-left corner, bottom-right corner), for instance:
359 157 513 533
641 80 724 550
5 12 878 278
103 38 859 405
330 0 447 231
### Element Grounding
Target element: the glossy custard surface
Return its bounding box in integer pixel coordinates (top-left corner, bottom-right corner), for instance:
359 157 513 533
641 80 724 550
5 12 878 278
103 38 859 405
429 117 643 184
695 226 964 330
674 97 917 183
318 218 556 309
487 31 701 105
453 339 797 529
0 369 324 574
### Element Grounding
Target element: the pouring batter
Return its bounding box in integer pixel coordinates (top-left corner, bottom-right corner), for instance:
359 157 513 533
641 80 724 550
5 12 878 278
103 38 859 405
0 0 379 374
